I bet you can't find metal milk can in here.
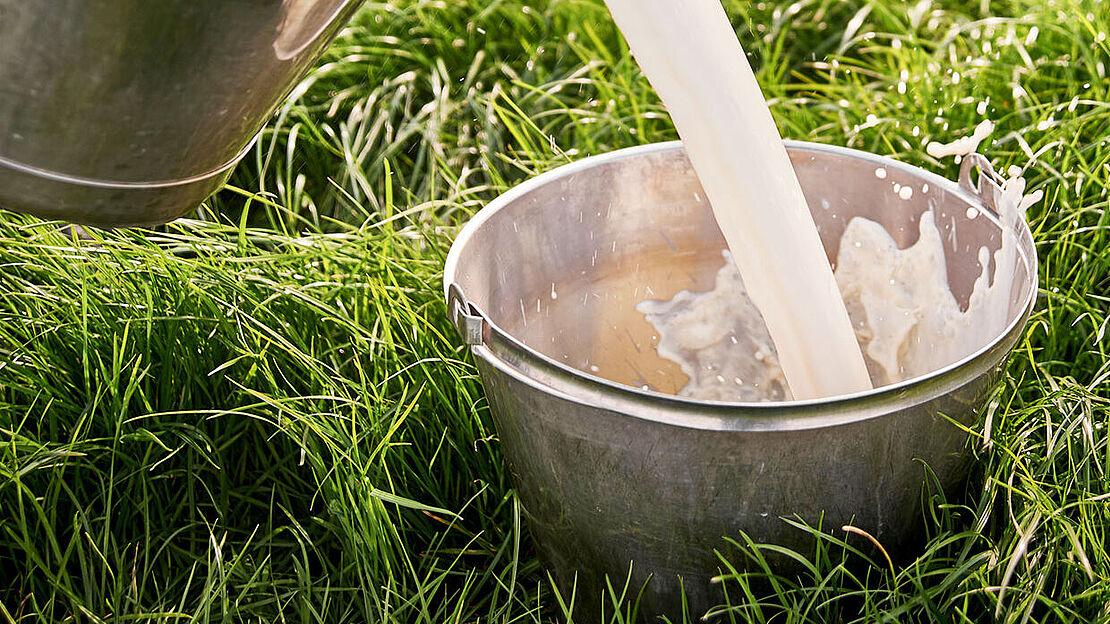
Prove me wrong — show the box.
[0,0,361,226]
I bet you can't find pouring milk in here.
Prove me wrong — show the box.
[602,0,872,399]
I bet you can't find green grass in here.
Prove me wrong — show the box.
[1,0,1108,621]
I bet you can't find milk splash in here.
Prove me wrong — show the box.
[926,120,995,160]
[637,251,791,402]
[837,152,1040,386]
[639,124,1041,401]
[601,0,872,400]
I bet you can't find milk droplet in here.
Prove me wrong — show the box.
[966,207,979,219]
[875,167,887,179]
[899,186,914,200]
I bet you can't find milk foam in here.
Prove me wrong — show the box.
[637,251,791,402]
[637,163,1039,401]
[837,211,998,385]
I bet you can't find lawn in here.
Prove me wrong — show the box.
[1,0,1109,622]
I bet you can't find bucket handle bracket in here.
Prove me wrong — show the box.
[446,282,485,346]
[957,153,1005,216]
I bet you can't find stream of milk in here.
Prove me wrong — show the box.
[601,0,872,400]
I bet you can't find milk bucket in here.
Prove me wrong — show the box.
[0,0,361,227]
[443,142,1037,620]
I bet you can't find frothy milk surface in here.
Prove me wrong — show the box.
[837,211,1004,386]
[637,251,791,401]
[637,153,1039,402]
[602,0,872,400]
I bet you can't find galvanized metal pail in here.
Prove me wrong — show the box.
[443,141,1037,620]
[0,0,362,227]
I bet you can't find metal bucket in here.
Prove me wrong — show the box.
[0,0,362,227]
[443,141,1037,620]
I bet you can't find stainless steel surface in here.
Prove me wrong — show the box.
[0,0,362,227]
[443,141,1038,620]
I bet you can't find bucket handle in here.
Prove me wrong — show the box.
[446,282,486,346]
[957,153,1005,216]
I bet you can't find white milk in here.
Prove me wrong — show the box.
[836,211,1002,385]
[602,0,872,399]
[926,120,995,159]
[637,126,1042,401]
[637,251,791,401]
[639,208,1026,401]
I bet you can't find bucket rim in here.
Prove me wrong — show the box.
[443,140,1039,427]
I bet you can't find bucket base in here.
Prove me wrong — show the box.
[0,153,235,228]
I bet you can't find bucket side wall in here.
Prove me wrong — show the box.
[477,354,994,620]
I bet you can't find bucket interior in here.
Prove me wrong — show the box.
[448,144,1035,397]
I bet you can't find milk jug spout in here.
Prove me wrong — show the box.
[0,0,362,227]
